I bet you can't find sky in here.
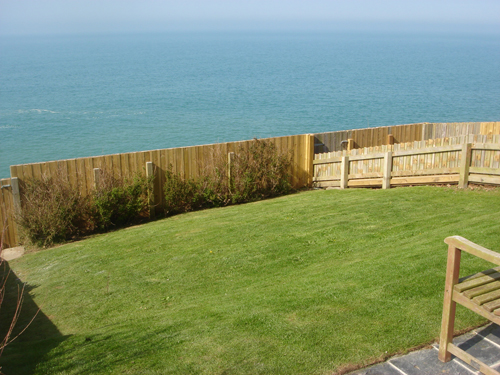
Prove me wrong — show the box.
[0,0,499,36]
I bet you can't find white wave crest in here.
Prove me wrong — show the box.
[18,109,59,114]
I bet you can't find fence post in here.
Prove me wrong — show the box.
[146,162,155,219]
[227,152,235,193]
[340,156,349,189]
[458,143,472,189]
[382,152,393,189]
[93,168,101,190]
[387,134,394,145]
[10,177,21,216]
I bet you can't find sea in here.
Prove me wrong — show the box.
[1,31,499,179]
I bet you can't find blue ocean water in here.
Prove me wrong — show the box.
[1,31,499,178]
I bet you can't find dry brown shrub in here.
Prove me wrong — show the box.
[17,168,93,247]
[17,167,151,247]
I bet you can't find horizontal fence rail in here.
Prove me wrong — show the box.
[313,134,500,189]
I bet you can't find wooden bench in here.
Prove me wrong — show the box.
[439,236,500,375]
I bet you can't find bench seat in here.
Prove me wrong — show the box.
[439,236,500,375]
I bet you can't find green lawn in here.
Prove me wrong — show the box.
[2,186,500,375]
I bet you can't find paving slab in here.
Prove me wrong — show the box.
[348,362,403,375]
[390,348,475,375]
[430,344,478,373]
[0,246,24,261]
[455,331,500,367]
[476,324,500,347]
[347,323,500,375]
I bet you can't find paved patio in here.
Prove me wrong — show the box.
[349,323,500,375]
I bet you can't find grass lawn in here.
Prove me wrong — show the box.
[1,186,500,374]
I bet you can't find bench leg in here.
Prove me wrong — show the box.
[438,244,461,362]
[439,298,457,361]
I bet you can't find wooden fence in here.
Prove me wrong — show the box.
[2,121,499,249]
[0,134,314,248]
[313,134,500,188]
[314,121,500,153]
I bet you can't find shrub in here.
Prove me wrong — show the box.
[17,169,151,247]
[163,168,210,215]
[17,171,93,247]
[231,139,292,203]
[92,172,151,230]
[163,139,293,215]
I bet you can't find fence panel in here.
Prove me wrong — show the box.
[314,122,500,154]
[313,135,500,188]
[481,122,500,136]
[314,130,351,154]
[425,122,483,140]
[315,123,425,153]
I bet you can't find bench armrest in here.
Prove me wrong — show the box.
[445,236,500,266]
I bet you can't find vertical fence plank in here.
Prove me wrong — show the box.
[194,145,203,177]
[138,152,147,175]
[103,155,113,176]
[93,168,101,189]
[164,148,173,172]
[151,150,162,213]
[130,152,138,175]
[21,164,34,180]
[174,148,183,176]
[297,135,305,186]
[121,153,130,179]
[67,159,78,190]
[158,149,169,211]
[31,163,42,180]
[183,147,191,180]
[113,154,122,179]
[83,158,93,194]
[146,161,155,219]
[76,159,86,196]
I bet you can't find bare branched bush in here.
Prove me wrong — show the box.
[17,170,93,247]
[0,206,38,367]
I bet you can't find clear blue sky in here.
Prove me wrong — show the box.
[1,0,499,36]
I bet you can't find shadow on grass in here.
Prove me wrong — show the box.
[0,261,68,375]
